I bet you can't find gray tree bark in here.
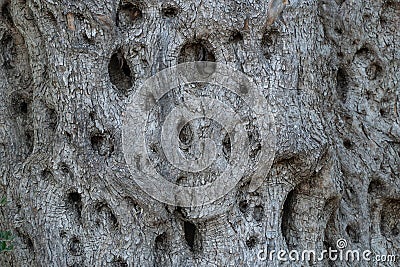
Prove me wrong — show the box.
[0,0,399,266]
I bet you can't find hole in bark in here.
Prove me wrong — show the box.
[178,42,216,63]
[90,132,114,157]
[16,229,34,251]
[179,123,193,145]
[275,155,298,166]
[15,201,21,211]
[176,175,188,186]
[355,46,371,56]
[346,223,360,243]
[44,11,57,28]
[89,111,96,122]
[366,62,383,80]
[282,189,295,247]
[67,191,82,220]
[60,231,67,238]
[335,0,345,5]
[239,83,249,94]
[380,199,400,243]
[1,33,14,69]
[1,1,12,25]
[336,67,349,102]
[154,232,170,266]
[1,19,32,97]
[19,101,28,114]
[25,130,33,154]
[148,143,159,154]
[230,30,244,43]
[334,27,343,34]
[68,237,82,256]
[162,4,179,18]
[384,0,400,11]
[41,169,54,180]
[155,232,168,250]
[25,236,34,250]
[368,180,385,194]
[183,221,198,251]
[95,201,119,229]
[81,32,95,45]
[253,205,264,222]
[108,49,133,94]
[12,93,31,115]
[343,139,353,149]
[363,12,372,20]
[60,163,69,174]
[246,235,259,249]
[174,206,185,219]
[262,28,279,60]
[111,257,128,267]
[355,46,377,65]
[239,200,249,213]
[222,133,231,159]
[65,131,72,142]
[380,108,389,117]
[117,1,142,27]
[392,227,400,236]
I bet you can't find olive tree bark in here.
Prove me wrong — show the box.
[0,0,399,266]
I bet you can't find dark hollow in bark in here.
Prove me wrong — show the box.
[336,67,349,102]
[108,49,133,94]
[245,235,259,249]
[380,200,400,242]
[67,191,83,221]
[238,200,249,214]
[178,42,216,63]
[117,1,143,27]
[183,221,198,252]
[253,205,264,222]
[281,189,295,247]
[261,28,279,60]
[161,4,180,18]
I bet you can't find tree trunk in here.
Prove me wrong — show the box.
[0,0,399,266]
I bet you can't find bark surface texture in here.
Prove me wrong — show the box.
[0,0,399,266]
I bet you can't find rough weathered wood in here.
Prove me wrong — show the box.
[0,0,399,266]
